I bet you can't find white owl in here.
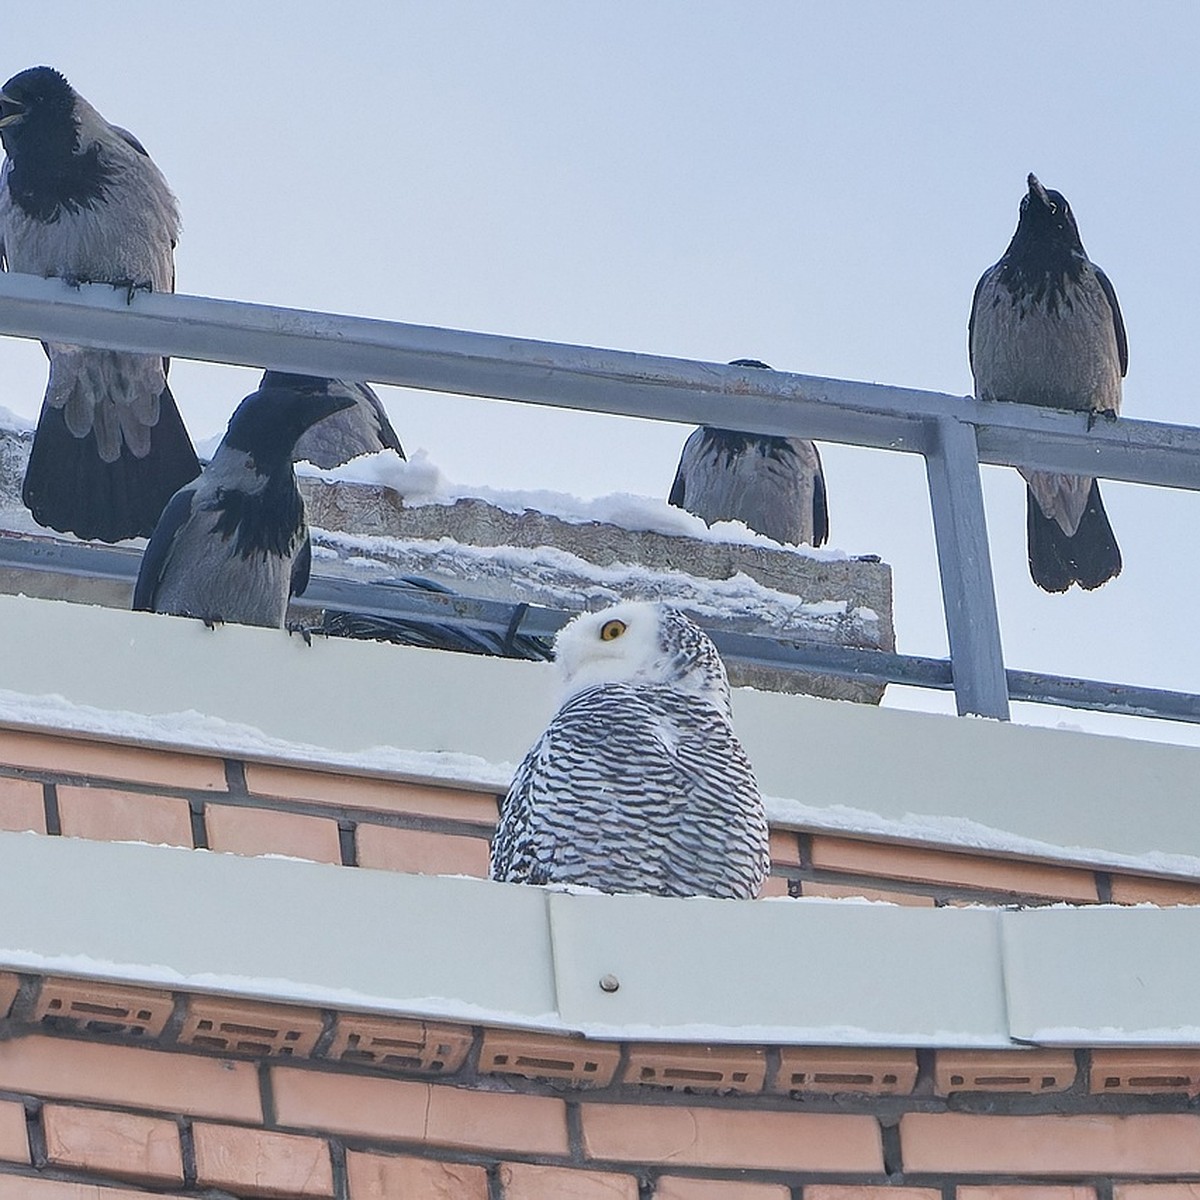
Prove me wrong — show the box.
[490,601,769,899]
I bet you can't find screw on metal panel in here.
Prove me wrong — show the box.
[598,974,620,993]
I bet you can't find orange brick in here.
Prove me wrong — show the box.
[759,875,791,898]
[900,1112,1200,1174]
[809,836,1098,901]
[34,977,172,1039]
[624,1043,767,1094]
[580,1104,881,1172]
[345,1150,489,1199]
[193,1122,333,1197]
[768,829,802,867]
[1110,875,1200,906]
[935,1049,1077,1095]
[799,880,936,907]
[180,995,324,1058]
[0,1100,27,1164]
[0,1036,261,1121]
[805,1189,941,1200]
[959,1189,1098,1200]
[774,1048,918,1095]
[56,785,193,847]
[1116,1187,1200,1200]
[0,1181,191,1200]
[0,975,17,1019]
[328,1015,473,1075]
[1090,1050,1200,1095]
[205,803,341,864]
[499,1162,639,1199]
[480,1029,620,1087]
[356,824,491,877]
[42,1104,182,1184]
[0,777,45,833]
[656,1179,792,1200]
[0,729,226,791]
[245,763,499,824]
[272,1068,568,1156]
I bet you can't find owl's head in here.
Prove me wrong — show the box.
[554,601,731,712]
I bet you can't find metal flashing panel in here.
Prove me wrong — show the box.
[1002,907,1200,1045]
[547,892,1009,1046]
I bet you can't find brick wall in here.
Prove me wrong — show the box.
[0,726,1192,908]
[4,973,1200,1198]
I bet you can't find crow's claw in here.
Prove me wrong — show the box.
[287,622,313,646]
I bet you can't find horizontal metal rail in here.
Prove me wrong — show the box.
[0,532,1195,726]
[0,271,1197,723]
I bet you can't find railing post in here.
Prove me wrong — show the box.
[924,416,1010,719]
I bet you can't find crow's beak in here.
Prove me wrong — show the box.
[0,92,26,130]
[1026,173,1051,208]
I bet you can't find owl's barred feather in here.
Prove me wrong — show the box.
[490,602,769,899]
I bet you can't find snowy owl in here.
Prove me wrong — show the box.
[489,601,769,899]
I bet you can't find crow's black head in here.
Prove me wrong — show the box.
[1011,173,1086,256]
[224,378,357,473]
[0,67,78,157]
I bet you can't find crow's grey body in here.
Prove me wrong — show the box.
[669,360,828,547]
[490,602,769,900]
[133,377,355,628]
[969,175,1125,592]
[0,67,199,541]
[284,375,406,469]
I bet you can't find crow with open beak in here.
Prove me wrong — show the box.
[969,174,1126,592]
[0,66,200,542]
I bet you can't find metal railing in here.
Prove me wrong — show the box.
[1,270,1199,723]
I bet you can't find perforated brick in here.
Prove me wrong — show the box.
[42,1104,183,1184]
[33,977,173,1039]
[56,785,193,848]
[624,1043,767,1094]
[329,1014,472,1074]
[480,1029,620,1087]
[1090,1049,1200,1095]
[346,1150,489,1198]
[0,777,45,833]
[774,1048,918,1095]
[245,763,499,824]
[179,995,324,1058]
[935,1049,1077,1095]
[356,823,491,877]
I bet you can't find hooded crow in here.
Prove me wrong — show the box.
[272,372,406,468]
[133,376,355,628]
[668,359,828,547]
[970,174,1126,592]
[0,66,200,542]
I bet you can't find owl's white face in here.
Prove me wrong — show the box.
[553,601,671,699]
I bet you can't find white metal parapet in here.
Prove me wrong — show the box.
[2,271,1199,721]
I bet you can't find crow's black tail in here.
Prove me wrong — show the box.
[1026,479,1121,593]
[22,382,201,542]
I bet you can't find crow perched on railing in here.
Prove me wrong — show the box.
[969,174,1126,592]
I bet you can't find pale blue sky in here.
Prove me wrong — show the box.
[2,2,1199,741]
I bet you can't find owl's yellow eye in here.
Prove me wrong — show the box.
[600,619,627,641]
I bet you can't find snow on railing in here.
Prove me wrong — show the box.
[2,270,1199,723]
